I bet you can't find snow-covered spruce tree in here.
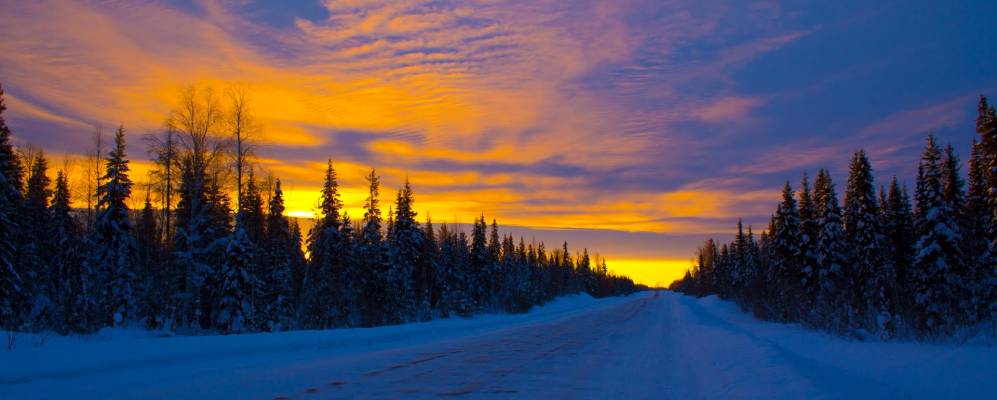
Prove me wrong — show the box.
[525,238,542,309]
[942,145,966,229]
[385,180,421,324]
[203,176,233,327]
[414,216,438,320]
[539,244,555,300]
[509,238,535,310]
[798,173,821,320]
[577,248,594,295]
[744,221,776,319]
[965,139,993,323]
[233,170,264,329]
[539,241,561,301]
[735,225,760,312]
[338,213,358,325]
[744,226,761,300]
[169,87,232,330]
[22,152,55,330]
[215,223,254,334]
[729,219,749,301]
[288,219,307,321]
[357,169,388,327]
[912,136,962,335]
[717,244,731,298]
[559,242,574,296]
[437,223,473,317]
[499,235,517,311]
[135,191,166,330]
[260,180,295,331]
[813,169,850,331]
[301,161,345,328]
[239,170,266,247]
[173,152,229,330]
[941,145,972,323]
[469,215,492,310]
[0,84,24,331]
[434,222,454,316]
[527,241,545,304]
[843,149,894,333]
[880,177,915,326]
[493,221,509,302]
[50,170,91,334]
[974,96,997,324]
[770,182,803,322]
[92,126,137,327]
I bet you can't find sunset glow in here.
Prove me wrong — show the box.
[2,0,994,286]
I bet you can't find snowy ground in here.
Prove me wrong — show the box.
[2,291,995,399]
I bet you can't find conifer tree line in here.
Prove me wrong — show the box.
[671,96,997,339]
[0,83,636,335]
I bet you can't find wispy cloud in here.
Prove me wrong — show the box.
[7,0,956,270]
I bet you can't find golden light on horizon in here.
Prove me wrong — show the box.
[607,258,692,288]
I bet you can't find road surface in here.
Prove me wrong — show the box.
[3,291,995,399]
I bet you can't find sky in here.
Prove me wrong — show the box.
[1,0,995,286]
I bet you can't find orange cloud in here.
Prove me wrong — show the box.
[0,0,811,285]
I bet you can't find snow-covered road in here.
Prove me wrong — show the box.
[3,291,995,399]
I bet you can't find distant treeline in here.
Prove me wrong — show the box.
[0,83,637,335]
[672,96,997,339]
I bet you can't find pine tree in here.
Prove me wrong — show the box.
[234,170,264,328]
[22,152,55,329]
[417,216,438,319]
[770,182,802,321]
[261,179,294,331]
[437,223,473,317]
[386,180,421,324]
[941,144,971,322]
[239,170,266,246]
[215,225,253,334]
[91,126,137,327]
[974,96,997,324]
[814,169,849,331]
[302,161,346,328]
[729,219,747,300]
[798,173,821,319]
[505,237,533,311]
[50,171,91,333]
[0,84,24,330]
[965,139,993,322]
[743,226,760,303]
[578,248,593,295]
[844,149,894,333]
[912,136,961,334]
[566,242,579,294]
[499,235,517,310]
[942,145,966,225]
[135,191,165,329]
[173,146,229,330]
[488,220,503,304]
[338,213,358,325]
[718,244,731,297]
[469,216,492,310]
[288,219,306,321]
[357,169,387,326]
[202,175,233,328]
[880,177,915,327]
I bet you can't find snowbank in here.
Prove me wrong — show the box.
[683,294,997,399]
[0,292,632,386]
